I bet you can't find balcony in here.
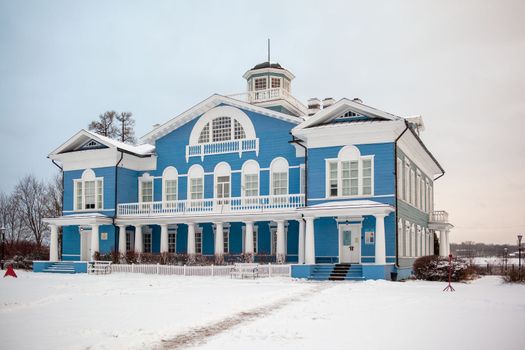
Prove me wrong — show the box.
[185,138,259,161]
[228,88,307,115]
[430,210,449,223]
[117,194,306,217]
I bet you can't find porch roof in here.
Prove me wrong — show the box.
[299,200,395,218]
[43,213,113,226]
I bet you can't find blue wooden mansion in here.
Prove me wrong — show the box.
[39,60,453,280]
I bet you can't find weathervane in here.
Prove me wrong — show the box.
[267,38,271,63]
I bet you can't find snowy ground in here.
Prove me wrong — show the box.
[1,272,524,350]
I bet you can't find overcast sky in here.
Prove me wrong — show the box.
[1,0,524,244]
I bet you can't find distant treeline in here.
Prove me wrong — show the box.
[451,241,521,258]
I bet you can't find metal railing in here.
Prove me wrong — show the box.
[118,194,306,217]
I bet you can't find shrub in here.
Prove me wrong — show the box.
[125,250,138,264]
[413,255,475,282]
[502,266,525,283]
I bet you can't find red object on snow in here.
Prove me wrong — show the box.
[4,265,17,278]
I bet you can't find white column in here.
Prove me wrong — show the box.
[304,217,316,264]
[215,222,224,255]
[445,230,450,256]
[298,219,305,264]
[118,225,127,254]
[134,225,143,254]
[49,224,59,262]
[439,230,446,257]
[374,214,387,265]
[275,220,286,257]
[91,224,100,260]
[160,224,169,253]
[244,221,254,254]
[187,223,196,255]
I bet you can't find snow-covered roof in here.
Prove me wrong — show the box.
[49,129,155,158]
[294,98,402,131]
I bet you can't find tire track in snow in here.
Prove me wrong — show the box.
[158,283,331,349]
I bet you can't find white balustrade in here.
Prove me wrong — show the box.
[185,138,259,161]
[430,210,449,223]
[118,194,305,217]
[227,87,307,114]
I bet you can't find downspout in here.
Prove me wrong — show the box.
[51,159,64,261]
[113,151,124,251]
[394,121,410,268]
[288,134,308,206]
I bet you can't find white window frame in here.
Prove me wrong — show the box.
[253,77,268,91]
[365,231,375,244]
[398,219,404,257]
[188,165,205,201]
[270,157,289,196]
[125,229,134,252]
[143,229,152,253]
[241,160,260,197]
[162,167,178,204]
[73,169,104,211]
[223,227,230,254]
[404,160,410,202]
[397,157,404,201]
[168,226,177,253]
[214,162,231,201]
[138,173,154,203]
[405,220,411,257]
[325,146,375,199]
[195,227,203,254]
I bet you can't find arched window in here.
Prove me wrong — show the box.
[242,160,260,197]
[74,168,103,210]
[139,173,154,203]
[214,162,231,203]
[326,145,374,198]
[188,165,204,200]
[270,157,289,196]
[197,116,247,143]
[162,167,178,203]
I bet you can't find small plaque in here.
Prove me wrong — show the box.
[101,232,108,240]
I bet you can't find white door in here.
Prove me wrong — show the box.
[339,225,361,263]
[81,229,92,261]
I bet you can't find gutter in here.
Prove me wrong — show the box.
[113,151,124,251]
[394,121,410,268]
[51,159,64,261]
[288,134,308,206]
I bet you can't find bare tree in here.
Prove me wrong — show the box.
[13,175,49,246]
[88,111,118,138]
[116,112,136,144]
[46,174,63,218]
[0,192,29,244]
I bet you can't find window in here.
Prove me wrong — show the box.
[74,169,104,211]
[223,229,229,254]
[270,158,289,196]
[326,146,374,198]
[398,219,404,257]
[195,230,202,254]
[242,160,260,198]
[198,123,210,143]
[254,77,267,90]
[405,220,411,257]
[410,169,416,205]
[411,224,416,257]
[168,227,177,253]
[234,120,246,139]
[162,167,178,203]
[271,77,281,88]
[429,185,434,212]
[404,161,410,201]
[397,158,404,200]
[415,172,421,209]
[329,162,338,196]
[212,116,232,142]
[214,162,231,204]
[365,231,375,244]
[126,230,134,251]
[140,177,153,202]
[253,230,258,254]
[143,231,152,253]
[188,165,204,201]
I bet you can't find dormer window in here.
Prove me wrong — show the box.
[197,116,247,144]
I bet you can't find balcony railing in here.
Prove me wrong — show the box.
[430,210,449,223]
[117,194,305,217]
[228,88,307,115]
[185,138,259,161]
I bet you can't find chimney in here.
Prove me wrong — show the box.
[322,97,335,109]
[352,97,363,104]
[307,98,321,116]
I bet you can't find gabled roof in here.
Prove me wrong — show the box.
[293,98,402,131]
[49,129,155,158]
[140,94,303,144]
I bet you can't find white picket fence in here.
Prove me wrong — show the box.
[111,263,291,278]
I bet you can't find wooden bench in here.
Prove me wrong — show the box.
[230,263,259,279]
[88,261,112,275]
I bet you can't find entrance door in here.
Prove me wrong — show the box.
[80,229,92,261]
[339,225,361,263]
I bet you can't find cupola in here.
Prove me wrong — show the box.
[242,61,306,117]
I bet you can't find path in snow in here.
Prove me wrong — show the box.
[159,284,329,349]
